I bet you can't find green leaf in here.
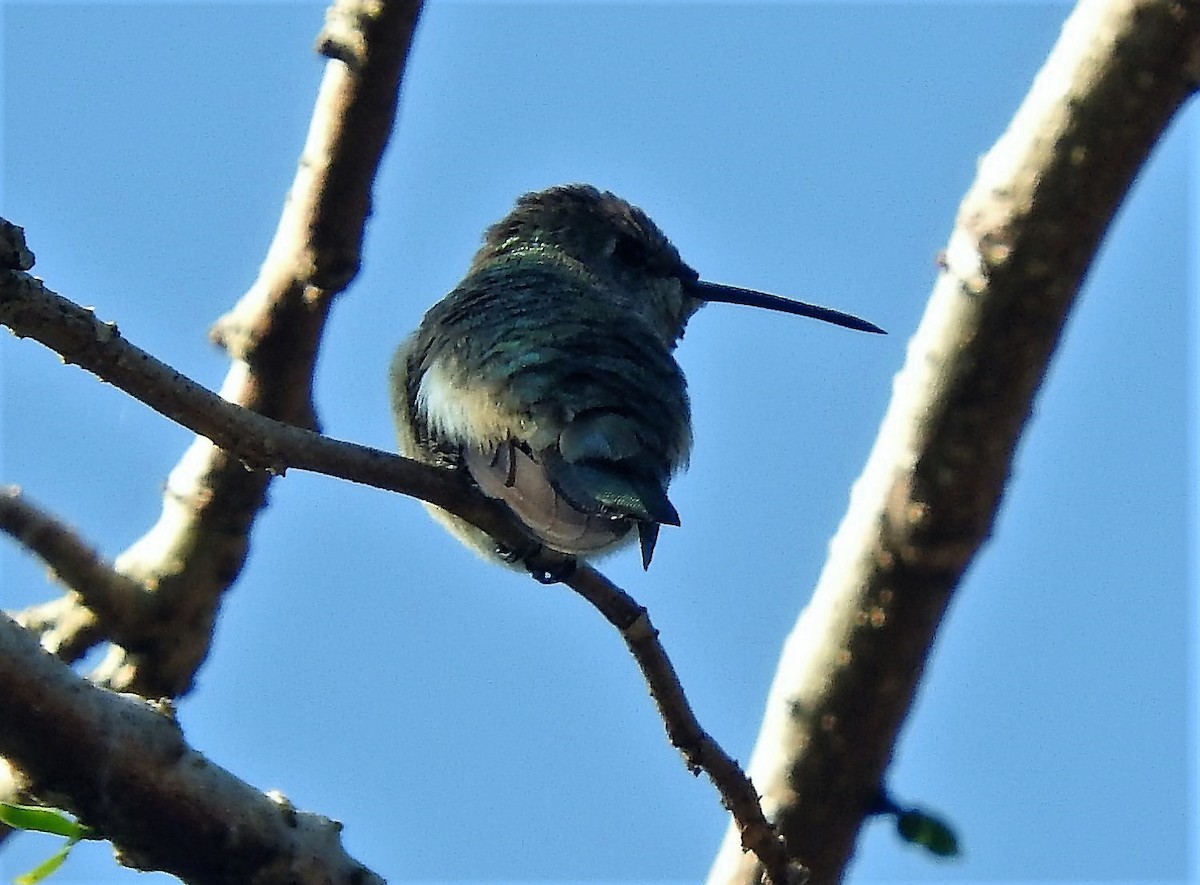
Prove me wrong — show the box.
[13,840,75,885]
[896,808,960,857]
[0,804,88,840]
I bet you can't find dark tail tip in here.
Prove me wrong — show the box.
[638,521,660,570]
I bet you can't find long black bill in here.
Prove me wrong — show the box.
[691,281,885,335]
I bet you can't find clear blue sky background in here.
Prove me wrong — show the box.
[1,3,1195,883]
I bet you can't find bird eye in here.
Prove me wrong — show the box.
[612,233,651,269]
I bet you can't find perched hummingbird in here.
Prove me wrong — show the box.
[390,184,882,571]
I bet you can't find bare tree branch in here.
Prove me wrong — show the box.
[0,613,384,885]
[0,486,142,658]
[707,2,1200,883]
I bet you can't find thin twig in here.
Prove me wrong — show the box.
[0,235,798,883]
[568,566,803,884]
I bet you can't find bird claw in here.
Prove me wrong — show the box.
[494,542,526,565]
[493,540,575,584]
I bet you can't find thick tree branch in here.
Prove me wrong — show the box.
[0,613,383,885]
[707,2,1200,883]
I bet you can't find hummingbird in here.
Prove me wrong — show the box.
[390,184,882,571]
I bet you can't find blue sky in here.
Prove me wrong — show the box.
[1,3,1195,883]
